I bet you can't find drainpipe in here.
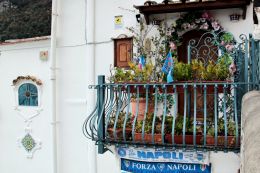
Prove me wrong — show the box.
[50,0,58,172]
[86,0,97,173]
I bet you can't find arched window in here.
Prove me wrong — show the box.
[18,83,38,106]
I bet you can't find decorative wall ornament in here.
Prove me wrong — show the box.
[12,76,43,158]
[39,50,49,61]
[13,76,43,124]
[18,127,42,158]
[12,75,43,86]
[14,106,43,124]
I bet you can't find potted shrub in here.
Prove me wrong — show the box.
[169,59,193,93]
[165,115,203,145]
[191,57,232,93]
[206,117,239,147]
[134,113,164,143]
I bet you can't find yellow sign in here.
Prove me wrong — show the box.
[115,15,123,29]
[115,16,123,24]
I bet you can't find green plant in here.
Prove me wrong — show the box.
[191,59,205,80]
[221,33,234,43]
[207,117,237,136]
[215,54,231,80]
[191,58,230,81]
[165,115,195,135]
[107,112,132,129]
[135,114,162,134]
[128,61,154,82]
[110,68,129,82]
[201,60,216,80]
[109,61,155,83]
[174,60,192,81]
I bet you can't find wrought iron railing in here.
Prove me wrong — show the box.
[83,35,260,154]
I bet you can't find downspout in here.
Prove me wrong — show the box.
[50,0,58,173]
[86,0,97,173]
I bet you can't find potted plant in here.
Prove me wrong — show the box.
[170,59,192,93]
[106,112,132,140]
[165,115,203,145]
[109,61,156,120]
[206,117,239,147]
[190,56,232,93]
[134,113,164,143]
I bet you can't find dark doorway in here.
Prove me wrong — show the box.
[177,30,217,119]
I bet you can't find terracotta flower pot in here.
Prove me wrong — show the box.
[206,136,239,146]
[106,128,132,140]
[131,98,154,120]
[134,133,163,143]
[165,134,203,145]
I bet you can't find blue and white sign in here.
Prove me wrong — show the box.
[121,159,211,173]
[116,147,209,165]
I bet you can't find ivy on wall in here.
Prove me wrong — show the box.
[0,0,52,42]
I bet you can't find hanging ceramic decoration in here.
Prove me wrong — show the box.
[17,126,42,158]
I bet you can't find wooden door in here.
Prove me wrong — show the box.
[114,38,133,68]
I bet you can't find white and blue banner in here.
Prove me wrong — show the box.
[116,147,209,165]
[121,159,211,173]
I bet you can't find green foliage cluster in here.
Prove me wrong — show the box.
[107,112,237,137]
[207,117,236,136]
[173,60,192,81]
[221,32,234,43]
[107,112,132,129]
[173,56,231,81]
[0,0,51,42]
[165,116,200,135]
[110,61,154,83]
[135,113,162,134]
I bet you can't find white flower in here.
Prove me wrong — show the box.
[200,18,206,23]
[200,23,209,30]
[225,44,234,52]
[229,62,237,75]
[195,19,200,24]
[212,21,220,31]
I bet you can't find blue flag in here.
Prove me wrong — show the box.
[138,55,146,70]
[162,51,174,83]
[167,67,174,83]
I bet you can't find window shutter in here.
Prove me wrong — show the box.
[114,38,133,67]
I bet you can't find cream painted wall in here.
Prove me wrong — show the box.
[0,40,53,173]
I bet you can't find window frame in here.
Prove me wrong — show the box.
[14,80,42,109]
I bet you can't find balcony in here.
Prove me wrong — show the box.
[83,34,260,154]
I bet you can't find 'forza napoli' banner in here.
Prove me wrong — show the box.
[121,159,211,173]
[116,147,209,165]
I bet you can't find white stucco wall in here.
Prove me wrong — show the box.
[0,40,53,173]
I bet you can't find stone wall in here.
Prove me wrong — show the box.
[241,91,260,173]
